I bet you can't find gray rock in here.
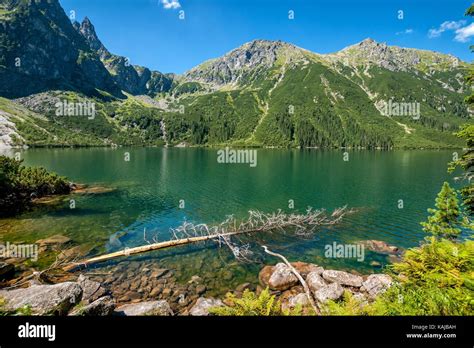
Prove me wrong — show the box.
[314,283,344,303]
[189,297,224,316]
[361,274,393,298]
[291,262,324,277]
[268,263,298,291]
[288,293,310,308]
[115,300,173,316]
[70,296,115,316]
[77,275,107,303]
[0,282,82,315]
[306,272,326,292]
[322,270,363,287]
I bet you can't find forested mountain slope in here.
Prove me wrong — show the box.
[0,0,470,149]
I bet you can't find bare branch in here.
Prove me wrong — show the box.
[63,207,353,272]
[262,245,320,314]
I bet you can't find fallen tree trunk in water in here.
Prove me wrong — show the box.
[63,207,351,272]
[63,231,243,272]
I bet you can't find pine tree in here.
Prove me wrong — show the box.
[448,125,474,216]
[446,4,474,216]
[421,182,463,240]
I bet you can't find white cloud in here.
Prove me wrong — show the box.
[396,28,414,35]
[428,20,466,38]
[454,23,474,42]
[161,0,181,10]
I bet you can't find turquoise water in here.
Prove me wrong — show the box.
[0,148,461,291]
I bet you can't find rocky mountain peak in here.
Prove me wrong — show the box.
[184,39,302,86]
[335,37,461,72]
[78,17,110,58]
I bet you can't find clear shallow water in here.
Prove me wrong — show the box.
[0,148,461,293]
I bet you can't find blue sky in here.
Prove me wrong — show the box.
[60,0,473,74]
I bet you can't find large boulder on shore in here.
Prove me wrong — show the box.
[322,270,363,288]
[314,283,344,303]
[290,262,324,277]
[307,272,327,292]
[77,275,107,304]
[0,282,82,315]
[189,297,223,316]
[267,263,299,291]
[361,274,393,298]
[259,262,323,290]
[114,300,173,316]
[70,296,115,316]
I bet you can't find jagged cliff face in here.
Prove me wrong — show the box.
[76,17,110,60]
[0,0,173,98]
[0,0,121,98]
[75,16,173,96]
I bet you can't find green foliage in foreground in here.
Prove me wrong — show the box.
[0,298,32,316]
[209,288,303,316]
[0,156,71,215]
[324,238,474,316]
[210,238,473,316]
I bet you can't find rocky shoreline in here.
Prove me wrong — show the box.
[0,236,401,316]
[0,261,395,316]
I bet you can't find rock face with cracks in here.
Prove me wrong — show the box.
[0,282,82,315]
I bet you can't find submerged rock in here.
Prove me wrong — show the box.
[115,300,173,316]
[58,246,88,262]
[73,185,115,195]
[36,235,71,248]
[150,269,169,279]
[358,240,399,255]
[195,284,207,295]
[322,270,363,288]
[0,282,82,315]
[189,297,224,316]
